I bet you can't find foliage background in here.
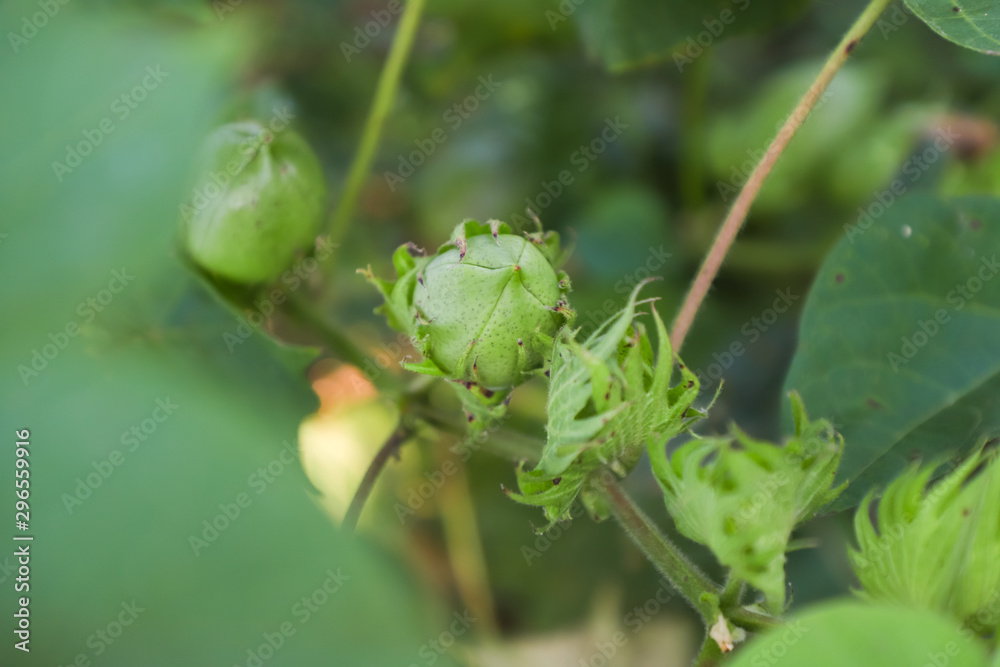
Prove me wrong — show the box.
[3,0,999,664]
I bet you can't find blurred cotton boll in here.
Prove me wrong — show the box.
[298,363,401,526]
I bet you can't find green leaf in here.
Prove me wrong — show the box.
[783,194,1000,510]
[0,13,437,666]
[904,0,1000,56]
[571,0,808,72]
[727,602,989,667]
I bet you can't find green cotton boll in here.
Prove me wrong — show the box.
[182,120,327,284]
[850,445,1000,635]
[361,219,573,406]
[413,231,564,389]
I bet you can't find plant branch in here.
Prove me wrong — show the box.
[326,0,426,251]
[342,423,414,535]
[694,633,724,667]
[411,403,544,464]
[669,0,894,353]
[598,474,721,623]
[720,575,744,608]
[726,605,783,633]
[284,293,405,394]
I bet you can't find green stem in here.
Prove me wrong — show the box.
[694,634,724,667]
[284,294,405,393]
[326,0,426,251]
[720,575,744,608]
[668,0,894,353]
[412,403,544,464]
[726,606,782,633]
[598,475,721,623]
[342,422,414,535]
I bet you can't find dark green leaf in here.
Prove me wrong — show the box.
[904,0,1000,55]
[571,0,807,72]
[783,194,1000,509]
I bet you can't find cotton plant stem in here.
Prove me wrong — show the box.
[326,0,426,252]
[411,403,544,464]
[436,453,499,636]
[599,476,721,623]
[719,575,744,608]
[694,634,724,667]
[726,606,782,633]
[669,0,894,353]
[284,293,404,394]
[342,423,414,535]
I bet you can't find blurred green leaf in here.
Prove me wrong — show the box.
[782,194,1000,510]
[572,0,807,72]
[707,62,886,215]
[727,602,989,667]
[0,11,438,666]
[904,0,1000,56]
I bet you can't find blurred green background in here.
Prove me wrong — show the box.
[3,0,1000,665]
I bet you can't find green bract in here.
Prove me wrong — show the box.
[361,219,572,424]
[850,445,1000,635]
[182,120,327,284]
[507,282,705,527]
[649,393,845,614]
